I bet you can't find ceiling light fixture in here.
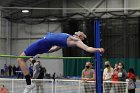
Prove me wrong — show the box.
[22,10,29,13]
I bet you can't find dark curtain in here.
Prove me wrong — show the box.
[138,17,140,57]
[101,17,139,58]
[62,17,140,77]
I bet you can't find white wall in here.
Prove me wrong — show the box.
[0,13,8,69]
[128,0,140,8]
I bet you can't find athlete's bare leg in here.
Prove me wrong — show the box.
[17,52,35,93]
[17,52,29,76]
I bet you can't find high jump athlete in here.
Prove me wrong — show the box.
[17,31,104,93]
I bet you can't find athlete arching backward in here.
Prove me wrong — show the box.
[17,31,104,93]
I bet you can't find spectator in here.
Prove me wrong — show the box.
[113,62,128,93]
[43,67,47,77]
[103,61,114,81]
[112,63,120,93]
[112,63,119,81]
[13,65,16,76]
[32,60,44,93]
[0,85,8,93]
[103,61,113,93]
[82,62,95,93]
[127,68,136,93]
[4,64,8,76]
[29,64,33,78]
[16,66,23,79]
[118,62,128,81]
[1,69,4,76]
[8,65,12,76]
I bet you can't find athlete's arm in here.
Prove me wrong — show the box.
[76,41,104,53]
[48,46,61,53]
[67,37,104,53]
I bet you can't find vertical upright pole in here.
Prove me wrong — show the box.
[6,19,11,64]
[0,9,1,36]
[12,79,14,93]
[94,20,103,93]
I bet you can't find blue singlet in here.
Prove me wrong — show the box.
[24,32,71,56]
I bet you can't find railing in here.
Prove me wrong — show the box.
[0,79,128,93]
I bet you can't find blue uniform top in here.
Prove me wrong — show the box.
[24,32,71,56]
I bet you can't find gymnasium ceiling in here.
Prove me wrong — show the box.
[0,0,57,7]
[0,0,65,21]
[0,0,110,18]
[0,0,140,23]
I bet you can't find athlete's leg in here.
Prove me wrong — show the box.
[17,52,29,76]
[17,52,35,93]
[17,52,31,84]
